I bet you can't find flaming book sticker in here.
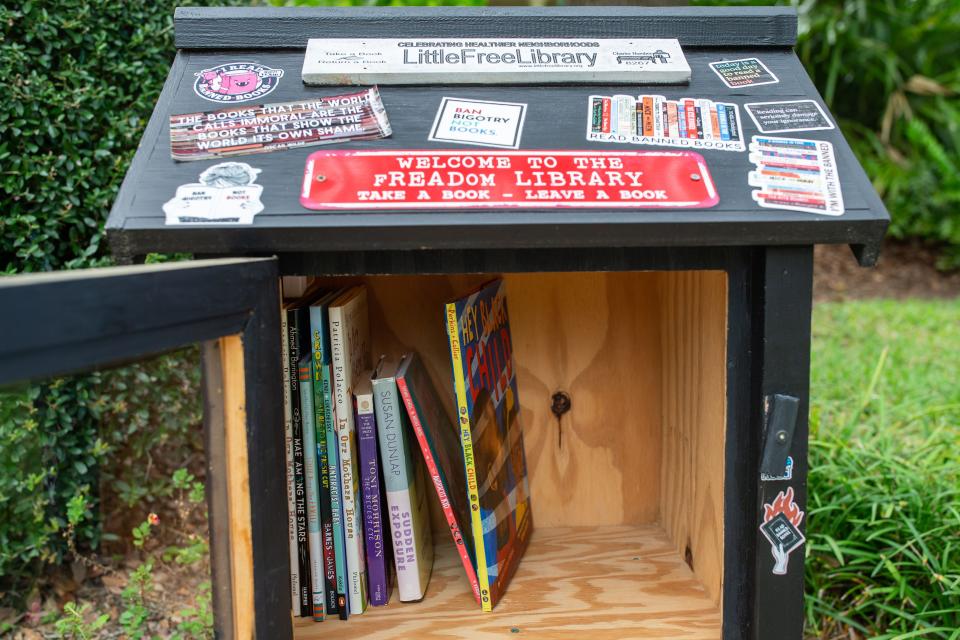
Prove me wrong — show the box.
[759,487,805,575]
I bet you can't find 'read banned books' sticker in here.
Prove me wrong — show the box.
[586,94,746,152]
[193,62,284,103]
[162,161,264,225]
[759,487,805,575]
[748,136,844,216]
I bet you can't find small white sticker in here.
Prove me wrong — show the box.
[429,97,527,149]
[745,100,835,134]
[708,58,779,89]
[163,162,264,225]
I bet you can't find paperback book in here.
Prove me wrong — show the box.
[280,312,301,617]
[299,355,326,620]
[372,356,434,602]
[396,352,482,605]
[309,290,346,617]
[445,278,533,611]
[328,286,371,615]
[355,371,393,606]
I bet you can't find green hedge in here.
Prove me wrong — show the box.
[0,0,226,607]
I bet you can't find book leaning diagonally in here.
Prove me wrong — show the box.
[303,38,690,85]
[328,286,371,616]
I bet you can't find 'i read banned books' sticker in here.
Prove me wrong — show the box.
[300,150,719,210]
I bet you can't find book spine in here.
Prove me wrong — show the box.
[667,101,680,138]
[300,358,325,621]
[684,99,698,139]
[325,367,349,618]
[445,302,491,610]
[699,99,715,141]
[590,97,602,134]
[310,307,340,617]
[678,101,688,139]
[281,313,301,618]
[725,103,741,142]
[601,97,611,133]
[287,311,312,615]
[357,396,390,606]
[717,104,731,141]
[641,96,654,137]
[661,97,669,138]
[396,374,482,606]
[373,376,433,602]
[329,306,367,615]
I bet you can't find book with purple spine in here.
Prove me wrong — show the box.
[355,370,393,606]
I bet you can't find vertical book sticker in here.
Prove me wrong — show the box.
[163,162,264,225]
[760,487,805,575]
[749,136,844,216]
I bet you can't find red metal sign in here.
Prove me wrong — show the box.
[300,150,718,210]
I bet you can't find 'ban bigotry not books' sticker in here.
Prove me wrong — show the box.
[429,97,527,149]
[163,162,264,225]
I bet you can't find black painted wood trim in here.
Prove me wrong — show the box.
[0,258,277,386]
[173,6,798,49]
[751,246,813,639]
[236,266,290,639]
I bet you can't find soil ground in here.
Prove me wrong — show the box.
[814,240,960,302]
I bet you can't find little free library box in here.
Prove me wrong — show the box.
[104,5,888,640]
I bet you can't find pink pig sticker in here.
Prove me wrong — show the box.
[194,62,283,103]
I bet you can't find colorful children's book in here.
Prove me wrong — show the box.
[355,370,393,606]
[445,278,533,611]
[309,290,345,618]
[396,352,482,606]
[372,356,434,602]
[328,286,371,615]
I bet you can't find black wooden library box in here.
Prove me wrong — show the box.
[98,6,889,640]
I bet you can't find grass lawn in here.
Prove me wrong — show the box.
[807,299,960,639]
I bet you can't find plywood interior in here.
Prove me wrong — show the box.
[296,270,727,634]
[294,525,721,640]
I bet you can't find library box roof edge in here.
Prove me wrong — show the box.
[106,6,888,267]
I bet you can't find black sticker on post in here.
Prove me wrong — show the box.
[745,100,834,134]
[709,58,779,88]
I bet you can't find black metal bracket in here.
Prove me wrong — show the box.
[760,394,799,480]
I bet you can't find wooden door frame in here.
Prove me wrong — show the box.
[0,257,286,640]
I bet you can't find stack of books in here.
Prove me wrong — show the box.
[281,279,533,621]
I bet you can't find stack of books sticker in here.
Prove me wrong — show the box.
[587,94,745,152]
[748,136,844,216]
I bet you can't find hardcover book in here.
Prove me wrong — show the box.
[372,356,434,602]
[309,290,345,617]
[445,278,533,611]
[328,286,371,615]
[285,305,313,616]
[280,312,301,618]
[355,371,393,606]
[396,352,482,606]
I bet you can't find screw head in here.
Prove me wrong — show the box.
[776,430,788,443]
[690,173,701,181]
[315,174,327,183]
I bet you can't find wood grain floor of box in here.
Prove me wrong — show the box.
[293,525,721,639]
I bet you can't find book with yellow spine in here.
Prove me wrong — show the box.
[445,278,533,611]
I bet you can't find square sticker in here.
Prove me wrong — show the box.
[709,58,779,89]
[429,97,527,149]
[745,100,834,133]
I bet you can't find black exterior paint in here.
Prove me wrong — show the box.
[106,7,888,266]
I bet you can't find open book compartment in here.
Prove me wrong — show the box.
[293,271,726,639]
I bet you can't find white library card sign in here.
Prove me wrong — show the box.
[302,38,691,85]
[429,98,526,149]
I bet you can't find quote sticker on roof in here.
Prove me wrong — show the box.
[586,94,745,152]
[745,100,834,134]
[429,97,527,149]
[163,162,264,225]
[193,62,284,103]
[709,58,779,89]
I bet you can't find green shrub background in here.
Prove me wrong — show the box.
[1,0,958,636]
[0,0,221,606]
